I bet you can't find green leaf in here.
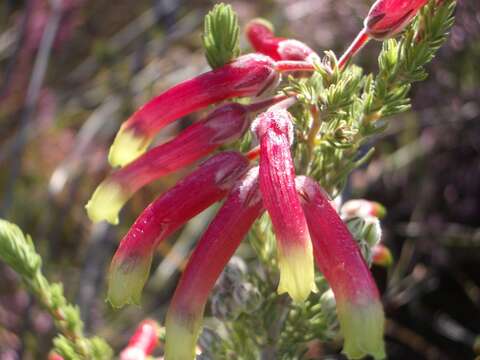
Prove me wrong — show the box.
[202,3,241,69]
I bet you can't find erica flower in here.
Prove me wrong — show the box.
[339,0,428,68]
[120,319,160,360]
[108,53,279,167]
[245,19,319,62]
[107,151,249,308]
[366,0,429,39]
[86,102,250,224]
[296,176,386,360]
[252,108,315,302]
[165,167,263,360]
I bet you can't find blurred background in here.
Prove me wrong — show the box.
[0,0,479,359]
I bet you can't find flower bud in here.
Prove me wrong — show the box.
[372,244,393,267]
[165,167,264,360]
[245,19,319,62]
[108,54,278,167]
[253,109,315,303]
[341,199,386,220]
[86,103,250,224]
[365,0,429,40]
[107,152,249,308]
[233,282,262,313]
[297,176,386,360]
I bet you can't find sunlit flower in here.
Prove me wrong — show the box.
[252,108,316,302]
[296,176,386,360]
[165,167,263,360]
[339,0,428,68]
[366,0,429,39]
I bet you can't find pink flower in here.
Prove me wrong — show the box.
[108,53,279,167]
[107,151,249,308]
[296,176,385,359]
[339,0,428,68]
[120,319,160,360]
[164,167,263,360]
[366,0,429,40]
[245,19,319,62]
[252,108,315,302]
[86,103,250,224]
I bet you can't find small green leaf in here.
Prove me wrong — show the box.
[202,3,241,69]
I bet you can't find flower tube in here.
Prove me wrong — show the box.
[252,109,315,303]
[339,0,428,68]
[86,103,250,224]
[245,19,319,62]
[108,53,279,167]
[165,167,263,360]
[120,319,160,360]
[296,176,385,360]
[107,151,249,308]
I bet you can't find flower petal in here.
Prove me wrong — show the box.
[296,176,386,360]
[365,0,429,39]
[165,167,263,360]
[253,109,315,302]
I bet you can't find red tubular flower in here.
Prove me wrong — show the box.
[252,109,315,303]
[245,19,319,62]
[107,151,249,308]
[165,167,263,360]
[366,0,429,40]
[86,103,250,224]
[108,53,279,167]
[339,0,428,68]
[120,319,160,360]
[296,176,385,360]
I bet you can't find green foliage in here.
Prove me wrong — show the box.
[202,3,241,69]
[0,219,112,359]
[0,219,41,277]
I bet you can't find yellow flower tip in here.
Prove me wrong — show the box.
[277,245,316,303]
[108,127,151,168]
[165,314,201,360]
[107,253,152,309]
[85,181,127,225]
[338,300,386,360]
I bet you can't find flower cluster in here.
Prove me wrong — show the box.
[85,0,442,359]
